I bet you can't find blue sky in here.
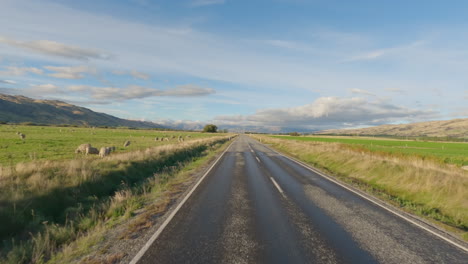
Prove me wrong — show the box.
[0,0,467,131]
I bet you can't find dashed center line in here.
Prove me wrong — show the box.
[270,177,286,197]
[255,156,261,163]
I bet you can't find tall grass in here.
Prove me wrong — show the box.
[274,135,468,166]
[253,135,468,240]
[0,136,232,263]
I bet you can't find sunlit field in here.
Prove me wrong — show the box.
[0,125,218,166]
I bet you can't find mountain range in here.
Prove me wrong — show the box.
[316,118,468,138]
[0,94,163,128]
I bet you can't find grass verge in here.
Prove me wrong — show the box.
[0,136,233,263]
[253,135,468,241]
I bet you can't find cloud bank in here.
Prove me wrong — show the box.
[212,97,436,132]
[0,36,111,61]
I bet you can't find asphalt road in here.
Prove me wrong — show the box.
[137,135,468,264]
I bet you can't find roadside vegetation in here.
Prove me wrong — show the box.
[273,135,468,166]
[0,124,219,166]
[0,128,233,263]
[254,135,468,240]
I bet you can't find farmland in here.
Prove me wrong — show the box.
[273,135,468,166]
[0,124,233,263]
[0,125,216,166]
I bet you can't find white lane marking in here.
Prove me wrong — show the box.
[129,140,236,264]
[255,156,261,163]
[266,145,468,253]
[270,177,286,198]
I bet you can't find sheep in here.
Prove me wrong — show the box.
[75,143,92,154]
[19,133,26,140]
[99,147,111,157]
[155,137,159,141]
[85,146,99,155]
[164,137,169,141]
[123,140,131,147]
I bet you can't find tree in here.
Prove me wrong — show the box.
[203,124,218,133]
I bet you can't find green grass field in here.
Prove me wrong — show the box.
[0,125,217,166]
[273,136,468,166]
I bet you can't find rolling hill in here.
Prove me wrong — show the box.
[0,94,163,128]
[316,118,468,139]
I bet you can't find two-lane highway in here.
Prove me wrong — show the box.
[136,135,468,263]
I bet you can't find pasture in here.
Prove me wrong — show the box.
[0,125,215,166]
[273,136,468,166]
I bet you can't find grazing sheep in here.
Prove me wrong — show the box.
[75,143,92,154]
[155,137,159,141]
[19,133,26,140]
[99,147,111,157]
[164,137,169,141]
[85,146,99,155]
[123,140,131,147]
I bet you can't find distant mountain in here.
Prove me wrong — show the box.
[316,118,468,138]
[0,94,164,128]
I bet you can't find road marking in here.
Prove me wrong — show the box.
[129,139,236,264]
[255,156,261,163]
[265,144,468,253]
[270,177,286,197]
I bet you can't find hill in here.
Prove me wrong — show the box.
[0,93,163,128]
[316,118,468,139]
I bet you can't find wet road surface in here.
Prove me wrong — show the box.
[138,135,468,264]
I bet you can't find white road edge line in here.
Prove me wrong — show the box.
[129,140,236,264]
[268,146,468,253]
[270,177,286,198]
[255,156,261,163]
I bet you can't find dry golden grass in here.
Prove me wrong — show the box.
[252,135,468,239]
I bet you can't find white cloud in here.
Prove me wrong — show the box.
[189,0,225,7]
[0,79,16,84]
[158,84,215,96]
[0,36,111,61]
[112,69,150,80]
[30,83,59,93]
[130,70,150,80]
[66,84,215,102]
[0,66,44,76]
[212,97,436,131]
[345,41,425,62]
[44,65,97,79]
[385,88,406,94]
[350,88,375,96]
[347,50,386,61]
